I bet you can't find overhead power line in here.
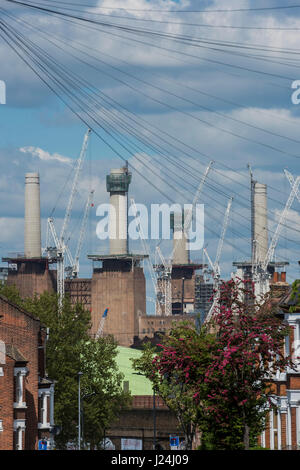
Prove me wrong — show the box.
[10,0,300,14]
[5,0,300,31]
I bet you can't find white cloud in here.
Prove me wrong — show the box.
[19,146,72,165]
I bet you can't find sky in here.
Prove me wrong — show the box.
[1,0,300,313]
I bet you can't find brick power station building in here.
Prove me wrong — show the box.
[2,169,300,450]
[4,169,203,347]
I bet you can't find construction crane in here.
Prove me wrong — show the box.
[155,161,213,316]
[172,161,214,263]
[253,170,300,298]
[204,197,233,323]
[65,190,94,279]
[45,128,91,309]
[130,198,162,315]
[95,308,109,340]
[155,244,172,316]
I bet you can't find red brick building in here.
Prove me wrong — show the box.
[258,283,300,450]
[0,294,54,450]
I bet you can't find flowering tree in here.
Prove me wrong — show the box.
[132,323,216,450]
[134,279,294,450]
[197,279,293,449]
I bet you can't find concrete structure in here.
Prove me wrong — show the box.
[171,210,189,265]
[3,173,56,299]
[233,178,271,285]
[171,264,201,315]
[65,278,91,312]
[24,173,42,259]
[0,294,54,450]
[88,255,146,347]
[106,166,132,256]
[253,182,268,264]
[85,167,147,347]
[138,313,196,341]
[4,257,56,299]
[194,276,214,323]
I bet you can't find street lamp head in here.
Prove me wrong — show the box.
[78,371,83,377]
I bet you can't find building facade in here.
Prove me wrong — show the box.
[259,283,300,450]
[0,294,54,450]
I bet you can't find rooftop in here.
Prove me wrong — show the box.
[116,346,153,396]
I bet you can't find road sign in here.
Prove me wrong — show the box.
[38,439,48,450]
[170,436,179,450]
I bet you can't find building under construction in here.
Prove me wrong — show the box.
[3,160,292,348]
[3,166,205,348]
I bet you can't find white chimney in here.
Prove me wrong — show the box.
[106,167,132,255]
[172,210,189,265]
[253,182,268,263]
[24,172,41,258]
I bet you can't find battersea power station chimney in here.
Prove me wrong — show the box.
[253,182,268,264]
[24,172,42,258]
[106,166,132,255]
[171,210,190,265]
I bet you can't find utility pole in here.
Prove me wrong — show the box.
[247,164,255,267]
[78,371,83,450]
[153,388,157,450]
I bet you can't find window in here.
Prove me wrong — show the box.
[15,372,22,405]
[0,420,3,432]
[285,336,290,358]
[14,368,27,408]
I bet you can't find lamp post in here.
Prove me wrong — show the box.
[78,371,83,450]
[153,388,157,450]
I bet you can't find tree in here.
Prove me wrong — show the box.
[132,321,217,450]
[133,280,294,450]
[0,285,130,448]
[79,338,130,449]
[198,279,294,449]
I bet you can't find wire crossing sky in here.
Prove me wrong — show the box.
[1,0,300,289]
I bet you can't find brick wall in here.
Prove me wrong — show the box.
[0,357,14,449]
[91,266,146,347]
[107,396,182,450]
[7,260,56,299]
[0,295,44,449]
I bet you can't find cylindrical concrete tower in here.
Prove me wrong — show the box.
[24,172,42,258]
[171,210,189,265]
[106,166,132,255]
[253,182,268,263]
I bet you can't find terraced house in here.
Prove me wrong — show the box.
[0,294,54,450]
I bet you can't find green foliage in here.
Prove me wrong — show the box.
[0,284,130,448]
[132,321,217,450]
[289,280,300,312]
[0,283,24,306]
[133,281,293,451]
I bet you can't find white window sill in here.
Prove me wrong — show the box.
[38,423,51,430]
[13,402,27,409]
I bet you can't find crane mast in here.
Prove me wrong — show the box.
[130,198,162,315]
[45,128,91,309]
[95,309,109,340]
[66,190,94,279]
[60,129,91,244]
[204,197,233,323]
[253,171,300,299]
[155,162,213,316]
